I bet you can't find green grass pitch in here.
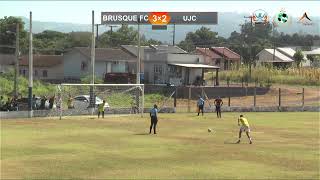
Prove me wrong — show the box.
[1,112,319,179]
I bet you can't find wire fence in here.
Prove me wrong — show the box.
[144,85,320,113]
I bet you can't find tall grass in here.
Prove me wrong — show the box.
[214,66,320,86]
[0,70,55,99]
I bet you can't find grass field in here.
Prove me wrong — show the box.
[1,112,319,179]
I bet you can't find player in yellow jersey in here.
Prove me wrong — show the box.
[98,100,106,118]
[236,115,253,144]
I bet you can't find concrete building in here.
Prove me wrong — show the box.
[0,54,15,73]
[19,55,64,80]
[122,45,219,85]
[3,47,137,82]
[63,47,136,80]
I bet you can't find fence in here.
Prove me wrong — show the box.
[144,85,320,113]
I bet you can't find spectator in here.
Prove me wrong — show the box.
[0,96,5,111]
[49,95,55,109]
[32,94,37,110]
[11,96,18,111]
[40,96,47,110]
[5,97,11,111]
[67,94,74,109]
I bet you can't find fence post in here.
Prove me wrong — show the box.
[278,88,281,108]
[174,86,177,113]
[302,88,304,107]
[241,77,244,88]
[253,80,257,107]
[227,79,230,107]
[254,87,256,107]
[188,86,191,113]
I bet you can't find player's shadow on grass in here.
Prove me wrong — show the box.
[224,140,238,144]
[134,133,150,135]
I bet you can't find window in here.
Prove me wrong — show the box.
[42,70,48,77]
[34,70,38,76]
[154,64,162,74]
[111,62,126,73]
[23,69,26,76]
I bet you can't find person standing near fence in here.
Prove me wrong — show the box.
[67,94,74,109]
[49,95,55,109]
[214,96,223,118]
[98,100,106,118]
[149,104,158,134]
[0,96,5,111]
[197,96,205,116]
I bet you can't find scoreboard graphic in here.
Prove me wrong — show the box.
[101,12,218,25]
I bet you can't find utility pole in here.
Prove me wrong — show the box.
[28,11,33,118]
[14,23,19,97]
[136,20,141,84]
[244,16,253,79]
[172,24,176,46]
[89,10,96,115]
[272,25,276,61]
[96,24,99,48]
[91,10,95,85]
[109,25,118,34]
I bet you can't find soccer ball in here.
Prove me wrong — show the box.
[208,128,212,133]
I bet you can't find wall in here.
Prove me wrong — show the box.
[0,65,13,73]
[168,54,203,64]
[63,51,89,79]
[19,64,64,80]
[1,106,319,119]
[144,85,270,98]
[189,68,202,84]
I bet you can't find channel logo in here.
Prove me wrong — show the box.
[252,9,269,25]
[298,12,313,26]
[273,9,292,27]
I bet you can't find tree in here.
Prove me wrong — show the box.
[178,26,225,52]
[0,16,28,54]
[293,50,304,68]
[98,25,140,48]
[68,32,91,47]
[34,30,69,54]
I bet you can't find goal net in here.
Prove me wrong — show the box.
[56,84,144,119]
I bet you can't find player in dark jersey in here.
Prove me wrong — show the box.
[214,96,223,118]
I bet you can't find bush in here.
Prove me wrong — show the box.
[0,69,55,99]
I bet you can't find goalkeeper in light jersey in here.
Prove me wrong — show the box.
[236,115,253,144]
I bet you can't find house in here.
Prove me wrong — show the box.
[122,45,220,86]
[256,47,309,67]
[303,48,320,67]
[19,55,64,80]
[256,48,294,67]
[0,54,15,73]
[14,47,137,82]
[196,47,240,70]
[63,47,137,81]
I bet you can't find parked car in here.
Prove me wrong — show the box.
[73,95,110,111]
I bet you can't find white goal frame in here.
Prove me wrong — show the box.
[57,83,144,119]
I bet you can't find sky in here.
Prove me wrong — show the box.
[0,1,319,24]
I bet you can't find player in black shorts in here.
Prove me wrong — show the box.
[214,96,223,118]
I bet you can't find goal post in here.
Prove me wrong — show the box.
[57,83,144,119]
